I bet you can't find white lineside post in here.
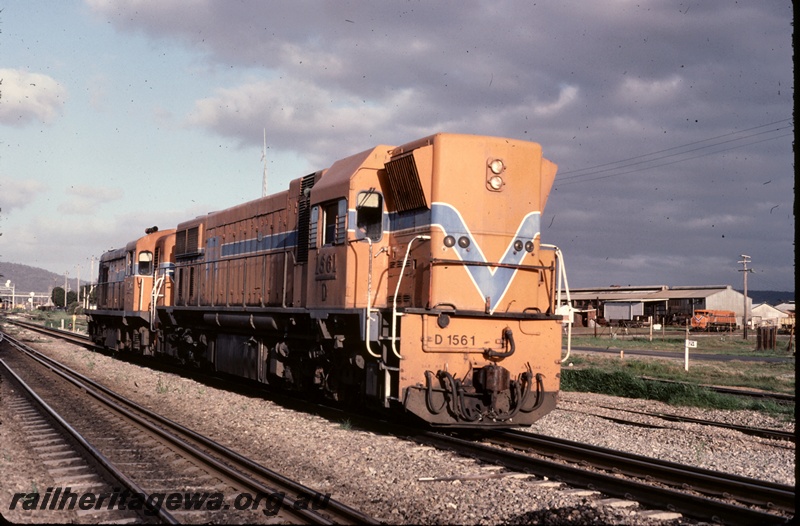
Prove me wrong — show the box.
[684,339,698,371]
[684,339,689,371]
[683,323,697,371]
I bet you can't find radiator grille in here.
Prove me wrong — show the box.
[296,173,316,263]
[175,226,200,258]
[385,153,427,212]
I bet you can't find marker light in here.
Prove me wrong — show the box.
[488,175,504,190]
[489,159,505,174]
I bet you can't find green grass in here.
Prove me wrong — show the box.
[563,326,796,420]
[567,333,793,356]
[339,418,353,431]
[560,352,794,420]
[561,367,793,418]
[21,310,89,333]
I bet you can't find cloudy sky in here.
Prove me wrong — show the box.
[1,1,794,292]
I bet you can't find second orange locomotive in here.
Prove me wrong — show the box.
[88,133,567,427]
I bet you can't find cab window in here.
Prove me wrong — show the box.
[356,191,383,241]
[138,251,154,275]
[322,199,347,246]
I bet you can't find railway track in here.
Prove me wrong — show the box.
[639,376,795,404]
[4,317,795,524]
[490,429,794,511]
[408,429,793,525]
[0,329,377,524]
[581,405,796,443]
[0,368,148,523]
[10,317,793,443]
[6,318,96,349]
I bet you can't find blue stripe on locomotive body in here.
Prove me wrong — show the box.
[345,207,431,237]
[214,201,540,314]
[218,231,298,258]
[347,202,542,314]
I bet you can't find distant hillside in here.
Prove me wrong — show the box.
[738,290,795,305]
[0,262,89,293]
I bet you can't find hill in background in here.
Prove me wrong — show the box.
[741,290,795,305]
[0,262,90,293]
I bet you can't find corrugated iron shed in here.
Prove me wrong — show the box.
[570,285,730,303]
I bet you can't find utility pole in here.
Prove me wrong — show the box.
[739,255,753,340]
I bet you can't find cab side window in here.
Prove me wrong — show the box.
[356,191,383,241]
[138,251,154,275]
[322,199,347,246]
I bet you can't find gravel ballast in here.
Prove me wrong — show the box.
[0,328,794,524]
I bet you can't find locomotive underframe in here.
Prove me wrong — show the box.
[87,303,561,427]
[87,310,155,355]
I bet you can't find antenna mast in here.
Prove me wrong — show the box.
[261,129,268,197]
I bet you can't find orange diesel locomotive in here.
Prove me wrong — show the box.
[88,133,567,427]
[690,309,738,332]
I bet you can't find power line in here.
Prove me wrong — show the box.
[554,118,793,187]
[559,118,792,177]
[556,131,792,187]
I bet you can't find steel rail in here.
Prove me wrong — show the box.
[640,376,795,403]
[0,358,179,524]
[591,405,796,442]
[1,330,377,525]
[492,429,795,512]
[412,431,792,525]
[7,318,793,523]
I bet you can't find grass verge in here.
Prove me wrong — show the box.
[561,363,794,420]
[567,334,794,356]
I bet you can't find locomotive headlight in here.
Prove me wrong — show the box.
[489,159,505,174]
[443,235,456,248]
[458,236,471,248]
[487,158,505,191]
[525,240,534,253]
[488,175,504,190]
[514,240,524,252]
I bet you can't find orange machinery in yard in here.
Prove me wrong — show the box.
[690,309,738,332]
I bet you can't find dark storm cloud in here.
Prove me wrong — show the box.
[86,0,794,291]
